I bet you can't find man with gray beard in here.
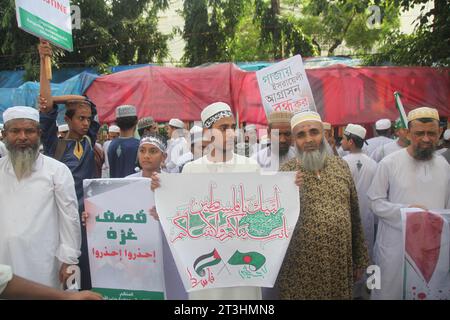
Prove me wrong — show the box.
[367,107,450,300]
[276,111,369,299]
[0,106,81,289]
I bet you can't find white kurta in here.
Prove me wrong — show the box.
[165,137,189,173]
[343,152,377,260]
[182,152,262,300]
[0,154,81,288]
[0,264,13,295]
[370,140,404,163]
[0,141,7,158]
[363,136,393,157]
[101,139,112,178]
[367,149,450,300]
[251,146,297,172]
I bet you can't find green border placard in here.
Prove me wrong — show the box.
[92,287,165,300]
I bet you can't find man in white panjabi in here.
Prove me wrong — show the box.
[371,118,409,163]
[153,102,261,300]
[363,118,394,156]
[165,118,189,173]
[251,111,297,171]
[367,107,450,300]
[341,124,377,299]
[0,106,81,288]
[101,124,120,178]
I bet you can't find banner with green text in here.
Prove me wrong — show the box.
[84,178,165,300]
[155,172,300,293]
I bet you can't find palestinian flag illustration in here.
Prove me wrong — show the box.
[227,250,266,271]
[193,249,222,277]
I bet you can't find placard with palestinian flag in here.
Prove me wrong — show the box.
[401,208,450,300]
[155,172,300,292]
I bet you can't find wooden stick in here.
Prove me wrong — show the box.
[45,56,52,80]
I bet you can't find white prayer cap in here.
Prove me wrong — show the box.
[190,125,203,135]
[322,122,332,130]
[407,107,439,122]
[108,125,120,133]
[375,118,391,130]
[3,106,39,123]
[443,129,450,141]
[201,102,233,128]
[344,124,367,140]
[58,124,69,132]
[115,105,137,119]
[291,111,322,130]
[168,118,184,129]
[245,124,257,132]
[139,134,167,152]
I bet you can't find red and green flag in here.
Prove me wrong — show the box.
[227,250,266,271]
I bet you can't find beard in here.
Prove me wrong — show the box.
[297,141,328,172]
[5,139,40,180]
[413,144,435,161]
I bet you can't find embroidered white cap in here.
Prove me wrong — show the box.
[201,102,233,128]
[344,124,367,140]
[168,118,185,129]
[108,125,120,133]
[3,106,39,123]
[58,124,69,132]
[115,105,137,119]
[291,111,322,130]
[375,118,391,130]
[443,129,450,141]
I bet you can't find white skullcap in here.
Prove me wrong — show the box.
[322,122,331,130]
[201,102,233,128]
[116,105,137,119]
[3,106,39,123]
[407,107,440,122]
[375,119,391,130]
[443,129,450,141]
[108,125,120,133]
[245,124,257,132]
[291,111,322,129]
[58,124,69,132]
[344,124,367,140]
[190,125,203,135]
[168,118,184,129]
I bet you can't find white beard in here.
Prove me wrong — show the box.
[5,140,40,180]
[297,142,328,172]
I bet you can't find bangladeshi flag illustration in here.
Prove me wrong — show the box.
[228,250,266,271]
[402,209,450,300]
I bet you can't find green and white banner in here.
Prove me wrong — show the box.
[15,0,73,51]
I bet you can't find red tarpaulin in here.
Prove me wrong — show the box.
[85,63,449,126]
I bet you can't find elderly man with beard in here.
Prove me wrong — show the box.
[276,111,369,300]
[251,111,297,171]
[0,106,81,289]
[367,107,450,300]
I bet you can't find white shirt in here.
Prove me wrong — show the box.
[367,149,450,299]
[0,141,7,158]
[182,152,261,299]
[343,152,377,260]
[363,136,393,156]
[101,140,112,178]
[0,154,81,288]
[165,137,189,173]
[370,140,404,162]
[251,146,297,172]
[0,264,13,295]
